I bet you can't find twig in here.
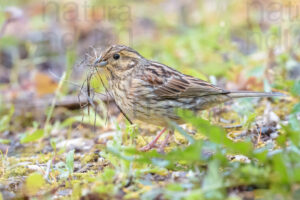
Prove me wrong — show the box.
[223,124,242,129]
[44,73,66,135]
[256,125,262,145]
[44,160,52,182]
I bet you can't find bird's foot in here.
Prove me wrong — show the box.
[157,131,171,153]
[139,143,158,152]
[139,130,172,152]
[139,128,167,152]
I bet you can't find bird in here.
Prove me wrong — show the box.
[93,44,283,151]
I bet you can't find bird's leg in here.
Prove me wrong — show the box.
[140,127,167,151]
[157,130,173,153]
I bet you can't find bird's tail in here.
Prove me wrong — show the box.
[227,91,285,98]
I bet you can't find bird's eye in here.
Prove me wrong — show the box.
[113,53,120,60]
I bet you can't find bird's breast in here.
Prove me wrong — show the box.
[110,79,136,118]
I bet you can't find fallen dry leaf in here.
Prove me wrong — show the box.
[34,72,58,97]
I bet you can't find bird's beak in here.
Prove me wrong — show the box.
[99,61,108,67]
[94,59,108,67]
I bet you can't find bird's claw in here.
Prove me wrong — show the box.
[139,143,158,152]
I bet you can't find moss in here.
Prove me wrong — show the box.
[5,166,28,178]
[36,153,52,163]
[81,153,98,164]
[73,172,95,180]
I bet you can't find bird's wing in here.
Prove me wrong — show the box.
[141,62,229,98]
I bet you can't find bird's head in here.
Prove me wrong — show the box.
[94,45,144,79]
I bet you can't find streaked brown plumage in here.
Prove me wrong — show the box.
[94,44,282,151]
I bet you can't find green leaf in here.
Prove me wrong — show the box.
[66,149,75,175]
[177,109,253,156]
[282,125,300,147]
[50,138,57,152]
[0,36,20,48]
[276,133,287,148]
[166,183,184,192]
[228,140,253,156]
[294,167,300,182]
[263,79,272,93]
[20,129,44,144]
[101,168,115,182]
[169,121,195,144]
[243,113,256,130]
[0,139,10,144]
[26,173,45,194]
[202,160,225,199]
[291,80,300,96]
[292,103,300,114]
[61,108,106,128]
[63,49,77,94]
[254,148,268,163]
[0,105,14,132]
[108,140,205,169]
[272,153,289,183]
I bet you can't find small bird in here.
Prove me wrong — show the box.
[94,45,282,151]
